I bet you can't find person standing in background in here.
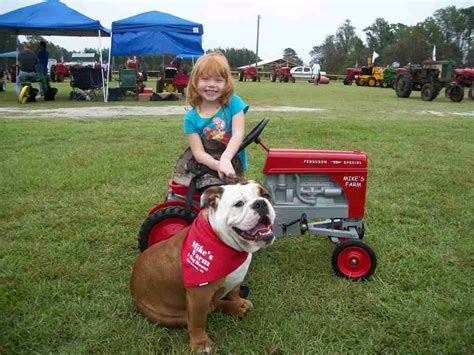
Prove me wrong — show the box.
[36,40,49,97]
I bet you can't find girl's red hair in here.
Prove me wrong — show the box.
[186,52,234,108]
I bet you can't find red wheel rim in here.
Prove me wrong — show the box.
[147,218,188,247]
[337,246,371,279]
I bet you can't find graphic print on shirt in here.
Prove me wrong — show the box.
[203,116,230,143]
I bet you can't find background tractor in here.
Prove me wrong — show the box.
[381,67,397,88]
[395,60,467,102]
[239,66,260,82]
[271,63,295,83]
[355,59,384,87]
[343,68,362,85]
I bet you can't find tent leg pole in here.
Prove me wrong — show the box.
[106,32,113,103]
[98,30,106,102]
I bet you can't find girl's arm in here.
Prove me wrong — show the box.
[188,133,220,172]
[218,111,245,179]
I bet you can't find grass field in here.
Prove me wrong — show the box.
[1,80,473,354]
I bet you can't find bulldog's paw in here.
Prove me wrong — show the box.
[229,298,253,318]
[240,298,253,311]
[190,336,212,353]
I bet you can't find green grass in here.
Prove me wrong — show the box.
[1,80,473,354]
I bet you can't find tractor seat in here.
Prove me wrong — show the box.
[168,180,201,201]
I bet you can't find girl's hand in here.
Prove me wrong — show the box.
[218,158,236,181]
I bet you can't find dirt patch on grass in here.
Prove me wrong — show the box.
[420,110,474,117]
[0,105,325,119]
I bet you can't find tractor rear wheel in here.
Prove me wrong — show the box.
[395,73,413,98]
[449,83,464,102]
[138,206,197,252]
[421,83,436,101]
[367,77,377,87]
[356,78,364,86]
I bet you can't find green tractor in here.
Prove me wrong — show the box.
[381,67,396,88]
[395,60,464,102]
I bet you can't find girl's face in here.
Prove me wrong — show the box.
[197,74,226,105]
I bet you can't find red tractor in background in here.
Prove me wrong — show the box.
[452,68,474,100]
[343,68,362,85]
[50,63,70,82]
[239,66,260,82]
[271,63,295,83]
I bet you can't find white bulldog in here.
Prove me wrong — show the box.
[130,181,275,353]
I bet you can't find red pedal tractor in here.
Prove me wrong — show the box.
[139,119,377,280]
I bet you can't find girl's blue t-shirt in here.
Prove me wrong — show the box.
[183,95,249,170]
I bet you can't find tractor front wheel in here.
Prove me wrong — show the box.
[421,83,436,101]
[449,83,464,102]
[367,77,377,87]
[332,240,377,280]
[356,78,364,86]
[291,77,295,83]
[395,73,413,98]
[138,206,197,252]
[343,78,352,86]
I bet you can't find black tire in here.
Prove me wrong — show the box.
[421,83,436,101]
[449,83,464,102]
[177,86,185,95]
[343,78,352,86]
[283,77,289,83]
[395,73,413,98]
[257,75,261,82]
[0,81,5,92]
[381,81,389,88]
[468,86,473,100]
[271,74,276,82]
[138,206,197,252]
[239,71,244,82]
[332,239,377,280]
[50,65,56,82]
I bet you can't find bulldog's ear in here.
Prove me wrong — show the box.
[200,186,224,209]
[258,184,274,205]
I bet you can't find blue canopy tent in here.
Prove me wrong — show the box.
[0,51,18,58]
[0,0,110,100]
[106,10,204,101]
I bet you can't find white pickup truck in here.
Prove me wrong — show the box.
[290,64,325,81]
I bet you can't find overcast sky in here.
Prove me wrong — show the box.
[1,0,471,64]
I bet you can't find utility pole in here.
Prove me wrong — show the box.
[255,15,261,79]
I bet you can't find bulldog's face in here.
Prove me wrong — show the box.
[201,182,276,253]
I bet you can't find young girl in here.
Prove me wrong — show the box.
[184,52,248,181]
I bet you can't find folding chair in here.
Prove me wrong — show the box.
[119,69,137,95]
[70,67,103,101]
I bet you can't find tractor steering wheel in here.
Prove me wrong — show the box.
[238,117,269,153]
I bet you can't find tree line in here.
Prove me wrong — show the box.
[309,5,473,74]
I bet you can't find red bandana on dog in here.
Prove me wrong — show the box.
[181,211,249,288]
